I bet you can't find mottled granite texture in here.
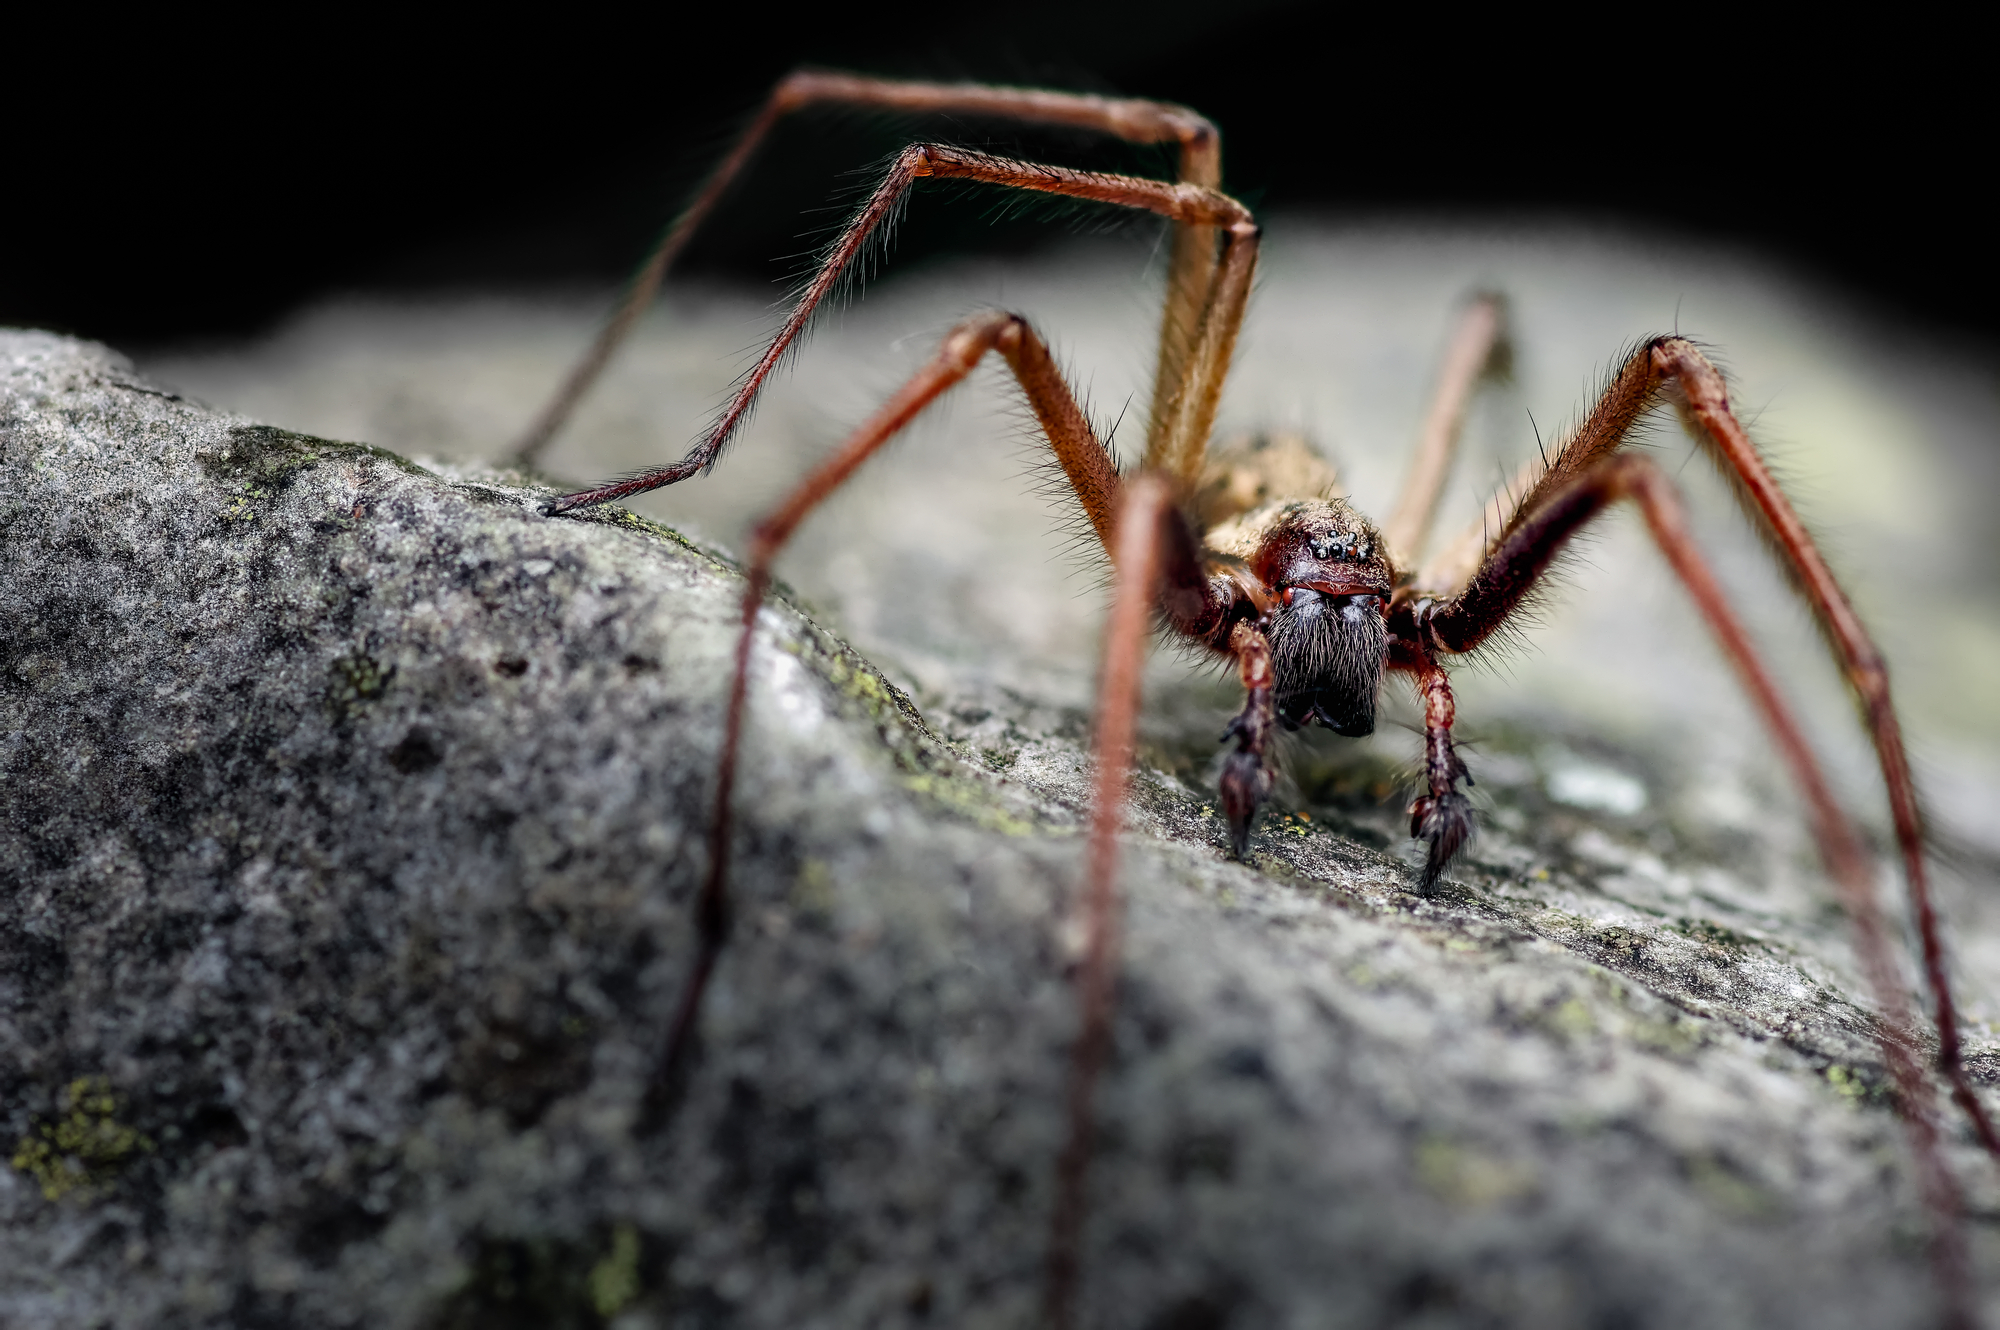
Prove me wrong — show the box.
[7,222,2000,1328]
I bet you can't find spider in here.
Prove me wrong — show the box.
[518,71,1996,1328]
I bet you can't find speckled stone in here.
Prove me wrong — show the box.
[4,328,1997,1329]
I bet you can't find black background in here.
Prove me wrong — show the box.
[4,4,1978,349]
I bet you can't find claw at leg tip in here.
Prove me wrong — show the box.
[1412,791,1474,896]
[1219,751,1270,863]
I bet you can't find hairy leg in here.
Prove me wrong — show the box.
[1146,218,1261,488]
[653,310,1117,1092]
[545,144,1255,513]
[1410,453,1974,1326]
[1656,342,2000,1161]
[509,69,1222,469]
[1381,293,1510,571]
[1410,334,1999,1164]
[1411,453,1540,597]
[1046,473,1178,1330]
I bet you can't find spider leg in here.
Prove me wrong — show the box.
[1412,452,1541,597]
[653,309,1118,1093]
[1409,453,1975,1327]
[544,145,1256,513]
[1409,329,1658,598]
[1656,341,2000,1164]
[509,69,1223,470]
[648,312,1237,1326]
[1046,472,1178,1330]
[1381,293,1511,570]
[1414,334,2000,1164]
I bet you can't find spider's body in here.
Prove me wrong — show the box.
[1201,496,1389,728]
[1179,434,1394,743]
[515,70,1996,1329]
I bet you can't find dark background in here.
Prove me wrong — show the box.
[3,4,1976,349]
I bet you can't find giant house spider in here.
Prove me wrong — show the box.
[511,71,1997,1328]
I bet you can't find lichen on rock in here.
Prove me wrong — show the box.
[11,1077,154,1202]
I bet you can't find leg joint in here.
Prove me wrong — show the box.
[944,311,1027,367]
[1650,336,1728,407]
[1849,651,1892,706]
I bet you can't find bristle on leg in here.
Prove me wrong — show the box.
[1411,791,1474,894]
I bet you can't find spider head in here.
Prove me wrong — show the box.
[1249,501,1391,736]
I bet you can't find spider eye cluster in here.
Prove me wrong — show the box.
[1308,532,1372,563]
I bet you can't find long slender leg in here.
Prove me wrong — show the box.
[1146,189,1221,472]
[508,69,1221,468]
[1627,456,1972,1328]
[545,145,1254,513]
[652,308,1117,1085]
[506,92,790,470]
[1403,335,1664,604]
[1147,218,1262,488]
[1381,294,1510,570]
[1412,334,2000,1164]
[1411,453,1973,1327]
[1046,472,1176,1330]
[1655,341,2000,1162]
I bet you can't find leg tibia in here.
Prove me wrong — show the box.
[1047,474,1176,1328]
[1144,221,1262,486]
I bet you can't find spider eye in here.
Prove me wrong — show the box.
[1306,532,1371,563]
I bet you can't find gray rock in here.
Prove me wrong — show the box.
[3,314,1998,1330]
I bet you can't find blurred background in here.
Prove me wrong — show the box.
[9,4,1999,998]
[0,2,1983,345]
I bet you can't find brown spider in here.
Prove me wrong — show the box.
[519,71,1996,1329]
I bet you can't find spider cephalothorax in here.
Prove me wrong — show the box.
[1211,497,1392,736]
[520,68,1995,1328]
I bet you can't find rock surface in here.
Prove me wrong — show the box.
[4,269,2000,1330]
